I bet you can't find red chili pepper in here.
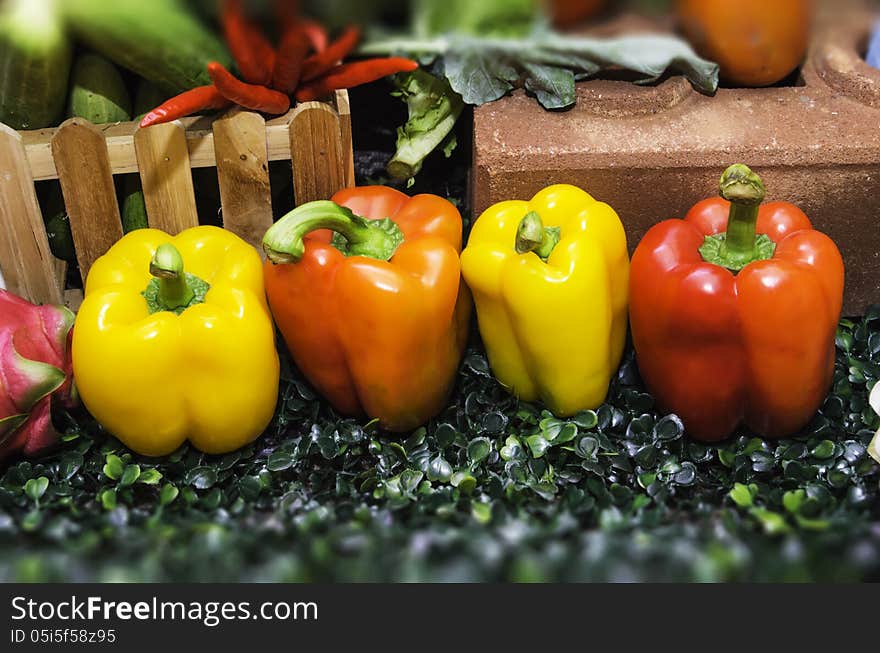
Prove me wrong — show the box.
[297,19,329,53]
[301,26,361,83]
[295,58,419,102]
[275,0,327,52]
[208,62,291,115]
[271,27,311,94]
[139,85,230,128]
[222,0,277,85]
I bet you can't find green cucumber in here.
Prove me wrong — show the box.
[62,0,231,94]
[38,183,75,263]
[0,0,72,130]
[68,52,132,124]
[51,52,136,257]
[133,78,167,122]
[118,78,167,231]
[121,175,148,233]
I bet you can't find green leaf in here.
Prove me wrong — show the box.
[100,489,117,511]
[521,62,575,108]
[783,489,806,514]
[729,483,754,508]
[24,477,48,503]
[525,434,550,459]
[471,502,492,524]
[138,469,163,485]
[184,467,217,490]
[238,476,261,501]
[749,508,791,536]
[499,435,522,461]
[387,70,465,180]
[810,440,835,460]
[467,437,492,464]
[442,46,520,106]
[119,464,140,487]
[103,454,124,480]
[575,436,598,459]
[427,456,453,482]
[267,450,295,472]
[718,449,736,468]
[551,423,578,445]
[572,410,598,429]
[795,516,831,531]
[365,32,720,109]
[451,471,477,495]
[159,483,179,506]
[399,469,423,494]
[58,453,83,481]
[654,415,684,441]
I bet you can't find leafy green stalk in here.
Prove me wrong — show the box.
[387,70,464,181]
[365,28,719,177]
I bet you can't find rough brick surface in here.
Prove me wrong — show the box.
[472,2,880,315]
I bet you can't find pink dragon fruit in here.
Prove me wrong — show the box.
[0,289,75,461]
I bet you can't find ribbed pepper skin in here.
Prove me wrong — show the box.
[630,198,844,442]
[263,186,471,432]
[72,227,280,456]
[461,185,629,416]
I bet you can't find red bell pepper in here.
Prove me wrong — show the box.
[630,164,844,442]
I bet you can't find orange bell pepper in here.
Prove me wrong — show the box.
[262,186,471,432]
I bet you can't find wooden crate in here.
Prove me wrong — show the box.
[0,91,355,309]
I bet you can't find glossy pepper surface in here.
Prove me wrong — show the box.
[460,185,629,416]
[630,164,844,442]
[72,227,280,456]
[262,186,471,432]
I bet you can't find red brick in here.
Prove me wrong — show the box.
[473,3,880,315]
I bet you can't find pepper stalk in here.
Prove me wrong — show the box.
[698,163,776,271]
[515,211,561,260]
[143,243,210,315]
[263,200,405,264]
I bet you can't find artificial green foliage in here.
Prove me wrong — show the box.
[0,306,878,581]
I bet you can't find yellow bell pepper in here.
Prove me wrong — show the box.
[72,227,280,456]
[461,185,629,416]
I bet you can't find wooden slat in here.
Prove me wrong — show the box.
[134,122,199,234]
[290,102,345,205]
[22,107,299,181]
[51,119,124,281]
[63,289,84,312]
[0,124,63,304]
[213,110,273,253]
[333,90,356,188]
[21,92,354,182]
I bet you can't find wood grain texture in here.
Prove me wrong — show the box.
[134,122,199,234]
[21,91,355,182]
[22,107,295,181]
[213,110,273,253]
[333,90,356,189]
[290,102,345,205]
[0,124,63,304]
[51,118,124,280]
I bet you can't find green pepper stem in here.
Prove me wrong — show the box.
[263,200,403,264]
[515,211,561,260]
[718,164,766,267]
[149,243,194,310]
